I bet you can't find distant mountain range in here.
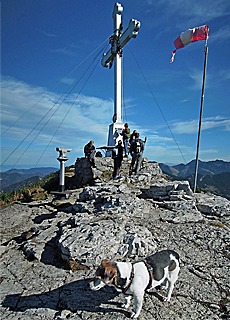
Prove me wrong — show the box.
[2,176,43,194]
[159,160,230,200]
[159,159,230,178]
[0,167,58,193]
[4,167,59,176]
[1,161,230,200]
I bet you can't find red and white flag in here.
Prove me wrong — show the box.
[170,25,209,63]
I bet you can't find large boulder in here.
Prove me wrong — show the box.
[74,157,164,187]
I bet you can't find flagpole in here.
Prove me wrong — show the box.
[194,42,208,192]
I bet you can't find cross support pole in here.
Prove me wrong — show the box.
[194,45,208,192]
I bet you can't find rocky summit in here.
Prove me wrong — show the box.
[0,157,230,319]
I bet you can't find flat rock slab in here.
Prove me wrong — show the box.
[159,208,204,223]
[195,193,230,217]
[59,219,157,266]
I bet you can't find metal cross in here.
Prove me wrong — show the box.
[102,3,140,151]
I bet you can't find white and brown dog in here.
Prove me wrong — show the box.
[89,250,180,318]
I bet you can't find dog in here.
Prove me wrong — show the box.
[89,249,180,318]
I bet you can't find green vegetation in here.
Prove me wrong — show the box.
[0,170,61,208]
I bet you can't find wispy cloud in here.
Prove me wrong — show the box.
[51,47,77,57]
[172,116,230,134]
[51,40,91,57]
[39,30,57,38]
[188,69,204,90]
[218,69,230,82]
[1,76,228,168]
[1,77,113,137]
[145,0,230,30]
[0,77,184,167]
[210,26,230,42]
[200,149,219,155]
[1,77,114,166]
[147,134,173,143]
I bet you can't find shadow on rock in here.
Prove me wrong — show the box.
[40,235,66,268]
[2,278,129,316]
[33,212,57,224]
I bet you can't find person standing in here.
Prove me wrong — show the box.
[121,123,130,157]
[112,140,123,179]
[84,140,96,167]
[129,130,137,144]
[129,133,146,176]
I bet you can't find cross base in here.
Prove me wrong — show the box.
[106,121,124,156]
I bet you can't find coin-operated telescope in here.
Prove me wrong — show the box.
[56,147,72,192]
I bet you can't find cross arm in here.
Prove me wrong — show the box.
[119,19,140,49]
[101,19,141,68]
[101,48,113,68]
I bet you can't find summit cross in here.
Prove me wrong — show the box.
[101,2,140,151]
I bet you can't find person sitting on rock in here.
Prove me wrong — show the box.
[84,140,96,167]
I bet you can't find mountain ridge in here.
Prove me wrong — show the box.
[3,167,58,175]
[0,167,58,193]
[1,160,230,200]
[158,160,230,200]
[159,159,230,178]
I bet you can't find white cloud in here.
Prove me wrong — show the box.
[218,69,230,81]
[39,30,57,38]
[1,77,112,132]
[51,47,77,57]
[188,69,203,90]
[147,134,173,143]
[200,149,218,155]
[51,41,91,57]
[145,0,230,32]
[172,116,230,134]
[1,76,229,168]
[0,77,114,167]
[210,26,230,42]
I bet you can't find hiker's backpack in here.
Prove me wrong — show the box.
[123,128,130,140]
[132,140,142,153]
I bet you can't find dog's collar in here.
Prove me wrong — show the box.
[112,262,135,294]
[114,260,153,294]
[143,259,153,290]
[122,264,135,294]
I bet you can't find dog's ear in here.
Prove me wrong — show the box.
[96,260,117,282]
[100,259,110,267]
[95,260,110,277]
[104,263,117,281]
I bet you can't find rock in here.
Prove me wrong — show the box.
[58,220,157,266]
[195,193,230,217]
[75,157,165,187]
[1,157,230,319]
[145,180,194,200]
[159,208,204,224]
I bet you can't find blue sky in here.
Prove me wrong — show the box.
[1,0,230,171]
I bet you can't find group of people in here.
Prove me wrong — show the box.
[84,123,147,180]
[113,123,147,179]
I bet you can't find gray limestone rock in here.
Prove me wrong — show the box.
[146,180,194,200]
[195,193,230,217]
[159,208,204,223]
[58,220,157,266]
[1,158,230,319]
